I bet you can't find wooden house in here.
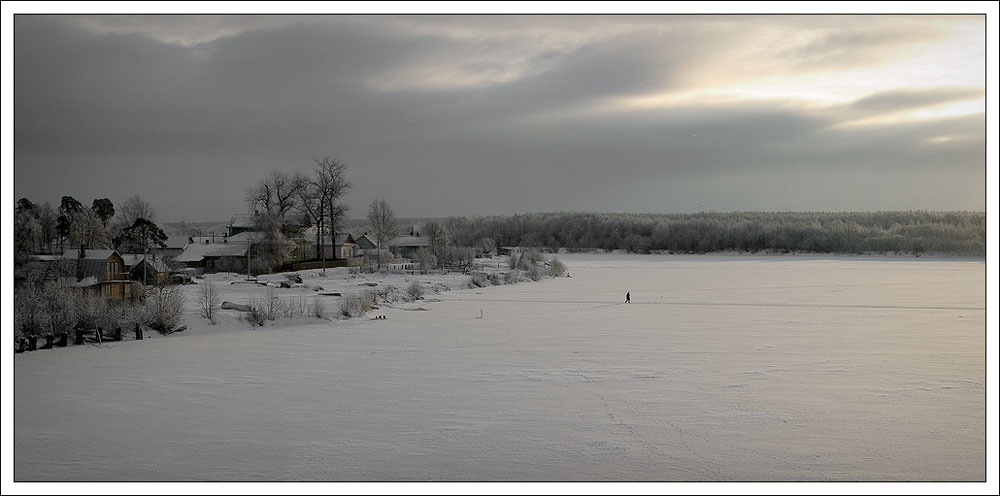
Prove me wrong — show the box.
[60,248,133,299]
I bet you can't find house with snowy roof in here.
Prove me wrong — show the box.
[59,247,134,299]
[120,253,172,286]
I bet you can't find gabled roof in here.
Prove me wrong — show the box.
[61,249,118,261]
[175,241,248,263]
[57,259,110,288]
[353,234,378,249]
[389,235,431,248]
[163,235,192,249]
[120,254,170,273]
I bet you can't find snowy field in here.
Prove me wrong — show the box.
[12,254,986,482]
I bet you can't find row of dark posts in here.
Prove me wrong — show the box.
[16,324,144,353]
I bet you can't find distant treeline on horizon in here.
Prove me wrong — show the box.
[178,210,985,256]
[429,211,986,256]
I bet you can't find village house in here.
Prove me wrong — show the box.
[228,213,257,237]
[59,247,133,299]
[389,225,431,259]
[153,235,193,261]
[313,233,356,260]
[120,254,171,286]
[353,233,392,259]
[174,231,265,273]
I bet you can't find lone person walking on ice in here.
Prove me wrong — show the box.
[625,291,631,304]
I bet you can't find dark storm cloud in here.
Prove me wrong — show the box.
[12,14,986,220]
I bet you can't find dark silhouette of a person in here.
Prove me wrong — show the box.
[625,292,630,303]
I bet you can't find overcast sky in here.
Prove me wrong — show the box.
[8,7,989,222]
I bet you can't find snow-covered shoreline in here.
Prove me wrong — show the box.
[13,254,986,482]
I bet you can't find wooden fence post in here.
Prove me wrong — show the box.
[42,335,54,349]
[27,335,37,351]
[113,327,122,342]
[57,332,68,347]
[96,327,103,344]
[75,328,85,345]
[17,338,25,353]
[134,324,143,340]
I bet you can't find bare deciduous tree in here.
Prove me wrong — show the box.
[246,170,307,222]
[69,209,110,250]
[299,157,351,272]
[367,198,399,271]
[428,221,452,263]
[115,195,156,230]
[199,280,221,324]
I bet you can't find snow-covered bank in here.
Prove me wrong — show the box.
[13,254,986,481]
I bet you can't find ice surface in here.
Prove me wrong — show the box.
[13,254,986,481]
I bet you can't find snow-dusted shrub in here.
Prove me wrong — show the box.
[147,285,185,334]
[311,296,327,319]
[518,249,544,270]
[262,287,281,321]
[548,257,567,278]
[338,295,361,318]
[283,296,308,318]
[76,290,108,331]
[414,248,437,274]
[407,280,424,300]
[504,270,520,284]
[243,297,267,327]
[44,282,78,335]
[526,264,542,281]
[101,299,147,335]
[470,273,489,288]
[508,253,520,270]
[339,291,376,318]
[199,280,221,324]
[13,282,48,339]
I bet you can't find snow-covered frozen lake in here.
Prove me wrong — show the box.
[13,254,986,482]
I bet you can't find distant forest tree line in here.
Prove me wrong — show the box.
[429,211,985,256]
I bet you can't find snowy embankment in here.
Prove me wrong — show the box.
[13,254,986,482]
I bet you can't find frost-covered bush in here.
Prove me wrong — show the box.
[311,296,327,319]
[283,296,308,318]
[45,282,78,334]
[548,257,567,278]
[504,270,520,284]
[518,249,544,270]
[147,285,184,334]
[470,273,489,288]
[199,280,221,323]
[13,282,48,339]
[407,280,424,300]
[262,287,281,321]
[508,253,520,270]
[339,290,377,318]
[103,300,148,334]
[76,290,108,331]
[525,264,542,281]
